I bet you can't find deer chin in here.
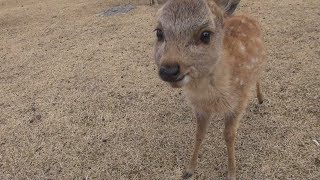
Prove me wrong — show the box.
[169,75,191,88]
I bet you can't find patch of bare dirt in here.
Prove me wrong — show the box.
[0,0,319,179]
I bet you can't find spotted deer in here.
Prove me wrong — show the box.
[153,0,266,179]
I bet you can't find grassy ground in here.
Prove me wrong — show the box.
[0,0,319,179]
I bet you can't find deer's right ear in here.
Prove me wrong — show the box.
[214,0,240,16]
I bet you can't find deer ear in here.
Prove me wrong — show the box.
[207,0,224,26]
[213,0,240,15]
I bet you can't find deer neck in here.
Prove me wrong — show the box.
[183,56,232,112]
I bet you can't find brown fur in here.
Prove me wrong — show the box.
[153,0,266,179]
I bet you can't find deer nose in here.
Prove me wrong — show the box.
[159,64,180,82]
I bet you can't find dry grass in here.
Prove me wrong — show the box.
[0,0,319,179]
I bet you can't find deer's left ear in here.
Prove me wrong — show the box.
[207,0,224,27]
[214,0,240,16]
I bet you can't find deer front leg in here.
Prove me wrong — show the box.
[224,111,242,180]
[182,111,210,179]
[256,81,264,104]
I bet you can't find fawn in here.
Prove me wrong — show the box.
[153,0,266,179]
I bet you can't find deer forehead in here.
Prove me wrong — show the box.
[157,0,217,34]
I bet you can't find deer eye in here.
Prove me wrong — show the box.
[155,29,164,41]
[200,31,212,44]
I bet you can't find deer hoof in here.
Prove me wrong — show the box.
[182,171,193,179]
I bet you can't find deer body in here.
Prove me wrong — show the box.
[185,15,265,112]
[153,0,266,179]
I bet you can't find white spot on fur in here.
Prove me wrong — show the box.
[239,42,245,53]
[251,58,258,64]
[245,64,254,69]
[240,33,247,37]
[247,23,254,28]
[240,79,244,85]
[256,38,262,44]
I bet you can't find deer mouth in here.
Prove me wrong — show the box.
[175,75,185,82]
[169,75,190,88]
